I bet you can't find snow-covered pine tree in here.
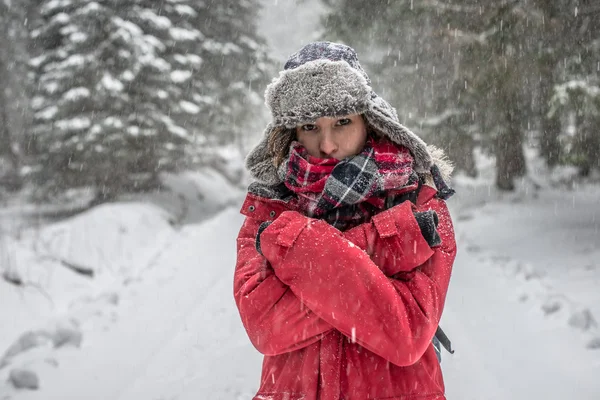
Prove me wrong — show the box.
[131,0,272,169]
[117,0,204,180]
[30,0,271,199]
[321,0,533,188]
[321,0,480,177]
[30,0,191,198]
[548,4,600,176]
[175,0,272,166]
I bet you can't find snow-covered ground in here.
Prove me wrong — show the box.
[443,182,600,398]
[1,154,599,399]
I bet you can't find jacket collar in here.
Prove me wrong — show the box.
[240,184,439,221]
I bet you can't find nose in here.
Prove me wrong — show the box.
[319,132,337,157]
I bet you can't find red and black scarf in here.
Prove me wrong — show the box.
[282,138,419,230]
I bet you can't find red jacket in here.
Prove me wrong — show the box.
[234,184,457,400]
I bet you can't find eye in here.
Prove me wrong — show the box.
[336,118,352,126]
[301,124,317,131]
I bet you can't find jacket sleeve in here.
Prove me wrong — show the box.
[259,198,457,367]
[343,200,432,277]
[234,216,334,356]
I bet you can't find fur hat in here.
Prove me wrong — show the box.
[246,41,443,189]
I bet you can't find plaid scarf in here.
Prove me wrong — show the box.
[282,138,419,230]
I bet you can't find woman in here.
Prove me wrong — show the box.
[234,41,457,400]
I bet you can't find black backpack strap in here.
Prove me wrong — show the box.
[434,326,454,355]
[385,178,423,209]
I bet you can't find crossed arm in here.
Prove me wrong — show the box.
[234,198,456,366]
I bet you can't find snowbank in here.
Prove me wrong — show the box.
[449,147,600,351]
[0,167,245,394]
[0,203,176,377]
[122,167,245,226]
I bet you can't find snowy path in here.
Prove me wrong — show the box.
[5,205,600,399]
[443,189,600,400]
[5,209,261,400]
[442,237,600,399]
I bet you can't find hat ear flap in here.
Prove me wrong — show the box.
[364,98,433,173]
[245,124,282,185]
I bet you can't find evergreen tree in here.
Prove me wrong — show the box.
[152,0,272,166]
[31,0,187,198]
[546,0,600,176]
[535,0,569,168]
[321,0,600,184]
[321,0,481,178]
[321,0,538,189]
[30,0,271,199]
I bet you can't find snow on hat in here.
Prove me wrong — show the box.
[245,41,434,186]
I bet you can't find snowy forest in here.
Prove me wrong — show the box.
[0,0,273,203]
[320,0,600,188]
[0,0,599,199]
[0,0,599,399]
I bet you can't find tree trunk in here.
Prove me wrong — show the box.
[0,83,22,191]
[573,111,600,177]
[496,89,527,191]
[453,132,477,178]
[538,61,561,167]
[537,0,562,168]
[539,105,561,167]
[0,12,22,191]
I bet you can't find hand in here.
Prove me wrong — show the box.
[413,210,441,247]
[255,221,273,256]
[386,190,441,248]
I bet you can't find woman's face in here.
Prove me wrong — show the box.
[295,114,367,160]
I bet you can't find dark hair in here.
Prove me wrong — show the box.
[267,115,382,167]
[267,126,296,167]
